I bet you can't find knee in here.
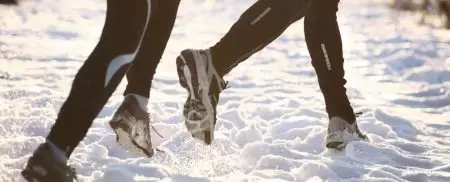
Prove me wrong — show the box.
[305,0,339,26]
[309,0,339,16]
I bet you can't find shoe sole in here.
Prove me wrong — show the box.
[21,165,39,182]
[326,131,368,150]
[21,149,76,182]
[21,168,76,182]
[326,142,346,150]
[176,50,215,144]
[109,118,153,157]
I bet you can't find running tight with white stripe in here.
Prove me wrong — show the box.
[47,0,180,156]
[210,0,356,124]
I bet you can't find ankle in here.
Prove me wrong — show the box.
[46,140,68,163]
[329,115,355,124]
[126,94,148,111]
[208,47,227,77]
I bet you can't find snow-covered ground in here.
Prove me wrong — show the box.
[1,0,450,181]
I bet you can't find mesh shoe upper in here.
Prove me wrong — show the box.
[109,95,153,157]
[21,143,77,182]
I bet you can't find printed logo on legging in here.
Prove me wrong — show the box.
[321,43,332,71]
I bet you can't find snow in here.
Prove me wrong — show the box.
[1,0,450,181]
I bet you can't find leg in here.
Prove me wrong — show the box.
[304,0,354,123]
[210,0,311,76]
[109,0,180,157]
[124,0,181,98]
[304,0,367,149]
[22,0,151,180]
[176,0,312,144]
[46,0,150,156]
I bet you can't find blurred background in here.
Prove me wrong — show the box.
[391,0,450,29]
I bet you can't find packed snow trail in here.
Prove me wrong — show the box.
[1,0,450,181]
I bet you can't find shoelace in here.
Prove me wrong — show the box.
[353,111,368,139]
[223,81,230,90]
[133,110,166,153]
[355,111,363,117]
[150,125,163,138]
[149,124,166,153]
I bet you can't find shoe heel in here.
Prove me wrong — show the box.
[21,168,34,181]
[176,55,189,90]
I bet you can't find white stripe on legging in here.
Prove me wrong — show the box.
[104,0,152,87]
[321,43,332,71]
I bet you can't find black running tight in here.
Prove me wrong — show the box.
[210,0,356,123]
[47,0,180,156]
